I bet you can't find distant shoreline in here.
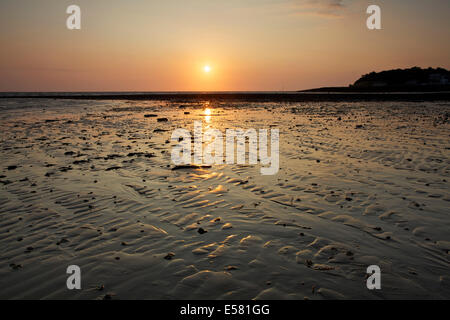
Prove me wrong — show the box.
[299,85,450,93]
[1,91,450,102]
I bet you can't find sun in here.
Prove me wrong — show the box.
[203,65,211,73]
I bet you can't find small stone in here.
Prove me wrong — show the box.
[164,252,175,260]
[222,223,233,230]
[10,263,23,270]
[225,266,238,271]
[56,238,69,245]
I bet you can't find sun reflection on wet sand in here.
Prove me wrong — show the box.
[204,108,211,123]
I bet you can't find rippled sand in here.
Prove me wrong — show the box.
[0,98,449,299]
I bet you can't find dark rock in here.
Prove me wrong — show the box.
[172,165,212,170]
[105,166,122,171]
[73,159,90,165]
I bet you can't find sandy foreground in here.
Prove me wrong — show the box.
[0,98,449,299]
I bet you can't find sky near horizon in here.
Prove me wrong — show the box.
[1,0,449,92]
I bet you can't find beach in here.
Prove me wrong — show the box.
[0,98,449,299]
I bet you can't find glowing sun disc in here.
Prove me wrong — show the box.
[204,65,211,73]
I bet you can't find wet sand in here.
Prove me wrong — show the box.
[0,98,449,299]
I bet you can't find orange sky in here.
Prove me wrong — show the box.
[1,0,449,91]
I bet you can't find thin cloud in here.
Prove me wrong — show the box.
[230,0,351,18]
[289,0,348,18]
